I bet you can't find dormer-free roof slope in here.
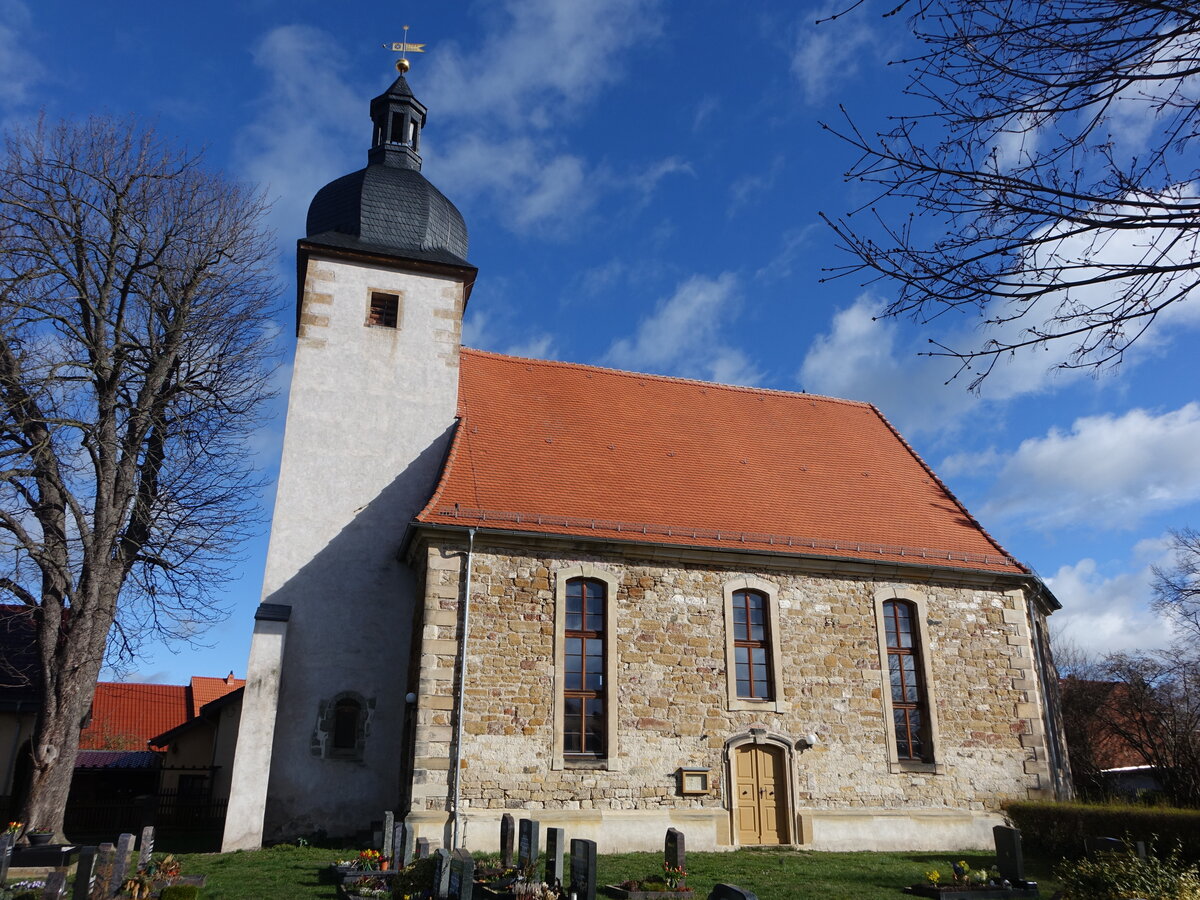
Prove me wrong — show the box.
[416,350,1024,576]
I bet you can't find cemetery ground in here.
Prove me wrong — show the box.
[171,843,1068,900]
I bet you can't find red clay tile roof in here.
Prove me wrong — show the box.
[79,683,191,751]
[78,675,243,752]
[189,674,245,717]
[416,350,1024,575]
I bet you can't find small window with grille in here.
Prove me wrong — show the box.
[367,291,399,328]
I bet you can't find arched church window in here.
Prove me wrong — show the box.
[883,599,928,761]
[564,577,607,757]
[332,697,361,752]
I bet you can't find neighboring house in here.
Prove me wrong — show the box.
[223,65,1072,854]
[151,683,245,806]
[69,674,243,841]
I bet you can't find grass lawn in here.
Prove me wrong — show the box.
[176,844,1066,900]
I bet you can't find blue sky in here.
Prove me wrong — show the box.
[6,0,1198,682]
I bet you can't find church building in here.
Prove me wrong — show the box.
[221,58,1071,854]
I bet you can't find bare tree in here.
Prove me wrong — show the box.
[0,117,278,837]
[1153,527,1200,641]
[820,1,1200,388]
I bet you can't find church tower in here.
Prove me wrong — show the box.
[223,56,475,850]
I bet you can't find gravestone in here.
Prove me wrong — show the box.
[994,825,1036,889]
[500,813,515,868]
[92,842,116,900]
[708,884,759,900]
[517,817,540,871]
[392,823,405,869]
[545,827,565,886]
[448,849,474,900]
[416,837,431,860]
[434,847,452,899]
[665,828,686,885]
[383,811,395,861]
[137,826,155,870]
[1090,836,1128,854]
[73,846,98,900]
[43,870,68,899]
[109,832,135,896]
[0,833,12,884]
[401,822,416,867]
[569,838,597,900]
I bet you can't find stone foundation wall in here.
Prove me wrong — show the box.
[406,535,1056,850]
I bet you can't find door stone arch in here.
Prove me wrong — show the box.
[725,731,795,846]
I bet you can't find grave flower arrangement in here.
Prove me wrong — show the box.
[0,879,45,900]
[356,848,383,871]
[341,874,390,899]
[4,821,21,835]
[912,859,1012,895]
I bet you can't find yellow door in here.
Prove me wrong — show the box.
[734,744,789,845]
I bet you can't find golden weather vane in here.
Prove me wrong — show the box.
[383,24,425,73]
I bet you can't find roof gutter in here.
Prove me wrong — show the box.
[450,526,476,850]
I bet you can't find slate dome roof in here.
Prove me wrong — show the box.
[304,72,470,267]
[306,165,469,266]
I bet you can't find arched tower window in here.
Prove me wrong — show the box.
[883,599,927,761]
[332,697,362,752]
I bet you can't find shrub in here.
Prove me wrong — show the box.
[1006,801,1200,861]
[1055,848,1200,900]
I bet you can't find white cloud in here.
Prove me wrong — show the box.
[0,0,40,113]
[417,0,667,232]
[797,294,981,433]
[980,403,1200,529]
[234,26,361,244]
[1046,536,1177,656]
[790,5,879,105]
[462,308,557,360]
[605,273,763,385]
[728,157,783,217]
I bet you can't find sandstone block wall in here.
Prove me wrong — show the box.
[406,535,1059,849]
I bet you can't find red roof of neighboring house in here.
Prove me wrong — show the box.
[189,674,245,717]
[78,674,243,752]
[416,350,1024,575]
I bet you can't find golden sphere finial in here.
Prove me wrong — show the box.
[396,57,411,74]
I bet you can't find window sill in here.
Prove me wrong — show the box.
[727,697,789,714]
[562,757,611,771]
[889,760,944,775]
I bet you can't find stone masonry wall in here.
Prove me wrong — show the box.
[407,536,1055,831]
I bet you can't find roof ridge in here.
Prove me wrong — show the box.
[459,347,875,409]
[866,403,1025,574]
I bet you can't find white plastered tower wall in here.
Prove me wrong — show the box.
[222,250,467,850]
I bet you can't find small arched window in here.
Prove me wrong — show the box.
[732,589,773,700]
[332,697,361,752]
[883,599,927,760]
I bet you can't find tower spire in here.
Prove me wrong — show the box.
[370,26,428,169]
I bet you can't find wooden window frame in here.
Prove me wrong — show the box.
[563,577,607,758]
[366,290,401,329]
[723,578,787,713]
[873,587,943,774]
[732,590,773,700]
[553,565,620,770]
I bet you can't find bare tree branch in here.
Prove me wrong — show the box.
[822,1,1200,388]
[0,115,279,837]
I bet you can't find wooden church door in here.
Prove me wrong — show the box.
[734,743,789,845]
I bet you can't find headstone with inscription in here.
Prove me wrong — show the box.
[43,870,68,899]
[545,827,565,886]
[383,811,395,862]
[91,843,115,900]
[434,847,452,899]
[569,838,596,900]
[109,832,135,896]
[665,827,686,885]
[73,846,98,900]
[708,884,759,900]
[500,813,515,869]
[517,818,540,871]
[0,833,12,885]
[448,849,474,900]
[137,826,155,870]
